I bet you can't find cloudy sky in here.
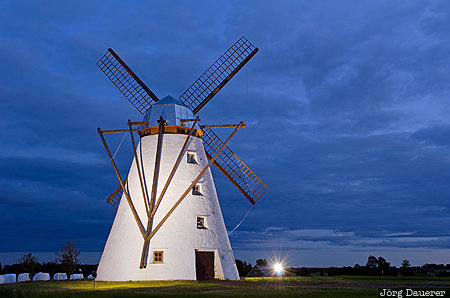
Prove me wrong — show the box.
[1,0,450,267]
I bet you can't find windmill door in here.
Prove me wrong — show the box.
[195,251,215,280]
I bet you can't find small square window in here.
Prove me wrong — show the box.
[153,251,164,263]
[187,152,196,164]
[197,217,205,229]
[192,184,201,196]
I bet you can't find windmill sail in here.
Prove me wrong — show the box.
[201,127,268,205]
[106,178,127,210]
[179,36,258,114]
[97,48,159,115]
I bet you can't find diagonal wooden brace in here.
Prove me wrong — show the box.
[145,121,244,242]
[97,128,145,238]
[139,117,165,268]
[128,120,150,216]
[150,116,200,219]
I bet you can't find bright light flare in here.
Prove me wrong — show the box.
[273,263,284,274]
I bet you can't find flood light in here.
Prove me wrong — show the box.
[273,263,283,274]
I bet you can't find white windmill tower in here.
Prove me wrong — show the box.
[95,37,268,281]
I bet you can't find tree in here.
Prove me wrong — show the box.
[55,241,80,278]
[366,255,377,274]
[401,259,410,269]
[377,257,390,275]
[295,267,309,276]
[19,253,39,278]
[401,259,411,275]
[256,259,268,266]
[235,259,252,277]
[365,255,396,275]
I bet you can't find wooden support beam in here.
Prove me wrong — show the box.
[179,118,199,125]
[97,128,145,238]
[128,120,150,216]
[200,124,246,129]
[149,116,165,217]
[101,128,138,134]
[150,116,200,219]
[130,121,148,126]
[139,116,165,269]
[145,121,244,242]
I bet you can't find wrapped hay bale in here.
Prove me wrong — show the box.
[70,273,84,280]
[1,274,16,284]
[33,272,50,281]
[53,273,68,280]
[2,274,16,284]
[18,273,31,282]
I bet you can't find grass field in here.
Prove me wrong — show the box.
[1,276,450,297]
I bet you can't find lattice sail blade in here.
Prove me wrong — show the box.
[202,128,268,205]
[106,178,127,210]
[179,36,258,114]
[97,48,159,115]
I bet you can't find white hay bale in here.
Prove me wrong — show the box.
[53,273,68,280]
[17,273,31,282]
[70,273,83,280]
[0,275,5,284]
[33,272,50,281]
[1,274,16,284]
[87,274,94,280]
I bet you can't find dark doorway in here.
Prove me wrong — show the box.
[195,251,215,280]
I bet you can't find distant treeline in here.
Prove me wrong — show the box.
[0,241,91,278]
[236,256,450,277]
[0,262,97,277]
[327,263,450,277]
[4,253,449,278]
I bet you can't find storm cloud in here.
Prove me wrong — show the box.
[1,0,450,266]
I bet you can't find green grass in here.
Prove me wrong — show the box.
[1,276,449,297]
[245,275,450,285]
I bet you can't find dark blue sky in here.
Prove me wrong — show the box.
[1,0,450,267]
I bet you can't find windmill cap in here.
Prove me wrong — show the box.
[140,94,194,128]
[154,95,189,108]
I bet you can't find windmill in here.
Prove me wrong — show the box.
[95,36,268,281]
